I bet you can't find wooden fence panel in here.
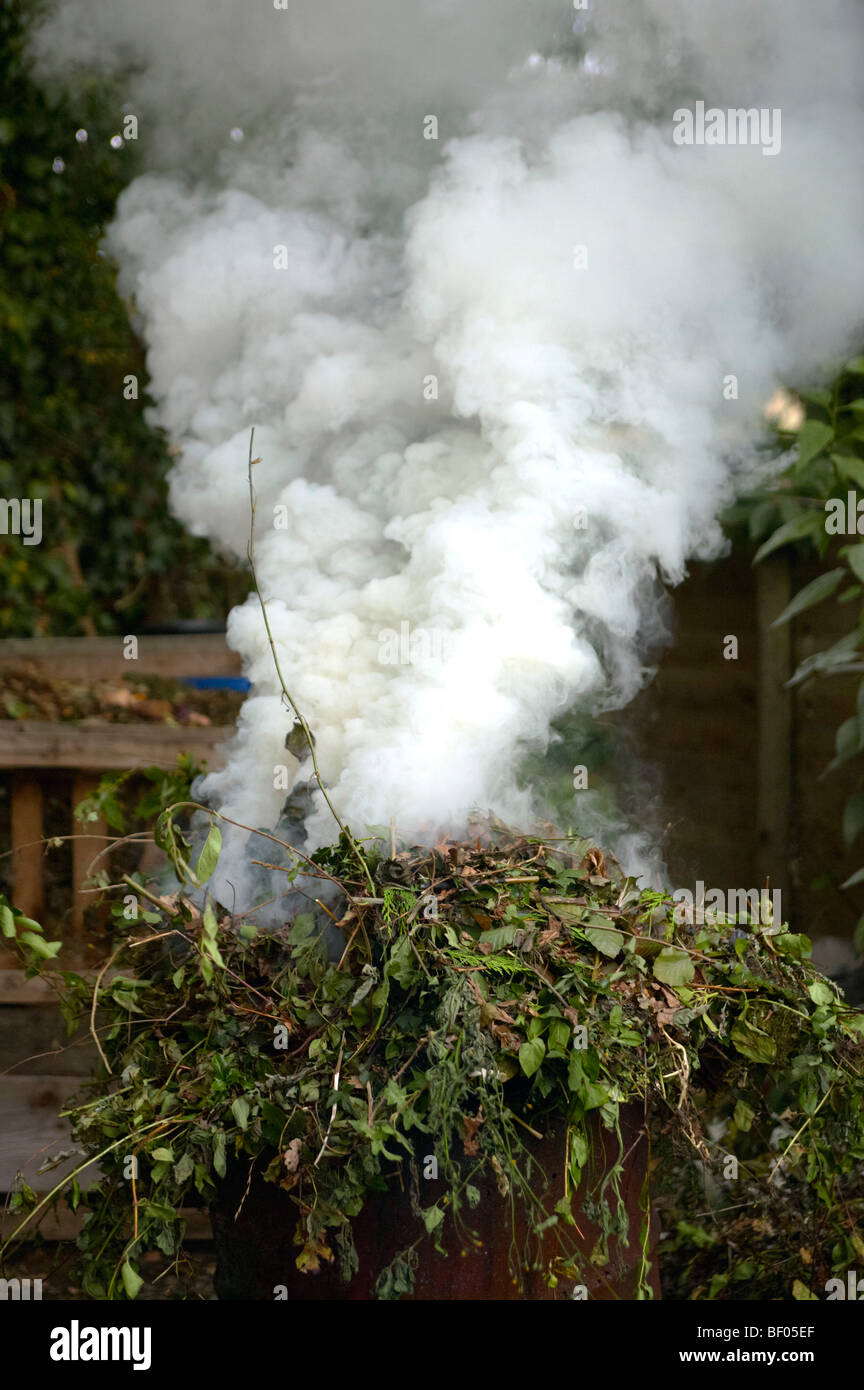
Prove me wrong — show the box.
[0,721,231,772]
[0,633,241,682]
[10,774,44,920]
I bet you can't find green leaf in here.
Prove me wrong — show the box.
[0,904,16,938]
[194,822,222,885]
[791,1279,818,1301]
[799,1075,819,1115]
[204,937,226,968]
[213,1131,227,1178]
[836,716,862,761]
[773,932,812,960]
[771,569,845,626]
[173,1152,194,1184]
[832,453,864,489]
[788,630,862,688]
[142,1199,177,1223]
[567,1053,609,1109]
[584,925,624,957]
[15,915,43,934]
[288,912,317,945]
[823,716,864,777]
[794,419,834,473]
[545,1019,572,1057]
[843,791,864,846]
[155,1227,176,1258]
[753,510,823,564]
[844,543,864,583]
[733,1099,755,1131]
[676,1220,717,1250]
[807,979,835,1006]
[111,989,143,1014]
[841,865,864,890]
[568,1130,589,1179]
[121,1261,143,1299]
[797,389,832,410]
[579,1079,610,1111]
[422,1204,444,1235]
[518,1036,546,1078]
[231,1097,251,1131]
[151,1147,174,1163]
[730,1019,776,1063]
[385,934,420,988]
[541,897,586,927]
[653,946,695,987]
[746,499,779,542]
[478,925,520,952]
[20,931,61,959]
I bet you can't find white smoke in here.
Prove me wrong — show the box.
[32,0,864,855]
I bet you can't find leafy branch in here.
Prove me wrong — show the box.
[739,354,864,948]
[2,821,862,1301]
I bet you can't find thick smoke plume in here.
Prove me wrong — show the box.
[32,1,864,860]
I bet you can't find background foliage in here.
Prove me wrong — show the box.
[729,357,864,952]
[0,0,246,636]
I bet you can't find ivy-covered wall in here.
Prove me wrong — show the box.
[0,0,246,636]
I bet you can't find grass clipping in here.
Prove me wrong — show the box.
[5,823,864,1300]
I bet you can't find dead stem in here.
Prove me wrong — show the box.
[314,1035,345,1166]
[246,428,374,894]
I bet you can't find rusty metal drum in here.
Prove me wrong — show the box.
[210,1103,659,1300]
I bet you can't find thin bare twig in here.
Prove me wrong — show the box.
[314,1035,345,1166]
[768,1084,834,1184]
[246,428,374,893]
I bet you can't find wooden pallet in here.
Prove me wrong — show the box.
[1,723,232,959]
[0,636,240,1205]
[0,633,241,682]
[0,634,237,955]
[0,1205,212,1243]
[0,969,120,1194]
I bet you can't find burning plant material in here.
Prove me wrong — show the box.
[2,822,863,1299]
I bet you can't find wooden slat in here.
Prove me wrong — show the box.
[0,721,232,771]
[0,1205,212,1242]
[0,971,59,1004]
[0,633,241,682]
[0,1004,95,1077]
[0,1075,99,1192]
[0,970,120,1005]
[10,775,44,919]
[756,555,793,888]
